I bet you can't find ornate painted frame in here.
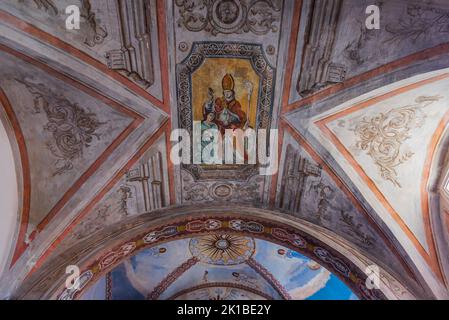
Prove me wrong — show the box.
[176,41,276,180]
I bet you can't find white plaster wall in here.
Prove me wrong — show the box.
[0,118,18,275]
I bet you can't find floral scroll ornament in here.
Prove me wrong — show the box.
[18,0,107,47]
[353,95,442,187]
[17,79,105,176]
[175,0,282,36]
[385,5,449,44]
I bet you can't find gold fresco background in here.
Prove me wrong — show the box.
[192,57,260,128]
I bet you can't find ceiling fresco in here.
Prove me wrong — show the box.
[286,69,449,283]
[79,235,357,300]
[0,50,134,222]
[287,0,449,106]
[275,130,411,283]
[1,0,164,99]
[0,0,449,301]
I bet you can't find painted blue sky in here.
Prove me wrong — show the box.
[81,235,357,300]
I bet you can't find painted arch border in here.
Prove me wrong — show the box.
[60,217,383,300]
[14,205,417,300]
[429,122,449,288]
[0,87,29,273]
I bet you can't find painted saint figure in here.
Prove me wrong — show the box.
[203,73,247,134]
[201,112,219,159]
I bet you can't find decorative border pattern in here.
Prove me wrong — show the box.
[57,216,386,300]
[247,258,291,300]
[105,272,112,300]
[147,257,199,300]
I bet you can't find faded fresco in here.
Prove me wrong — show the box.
[2,0,449,302]
[192,58,259,133]
[80,237,356,300]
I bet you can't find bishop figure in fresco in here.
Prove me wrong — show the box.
[203,73,248,134]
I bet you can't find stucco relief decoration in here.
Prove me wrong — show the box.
[175,0,282,36]
[386,5,449,43]
[352,95,442,187]
[17,79,105,176]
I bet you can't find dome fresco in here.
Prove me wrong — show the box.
[80,235,356,300]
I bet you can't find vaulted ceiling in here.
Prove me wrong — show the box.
[0,0,449,300]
